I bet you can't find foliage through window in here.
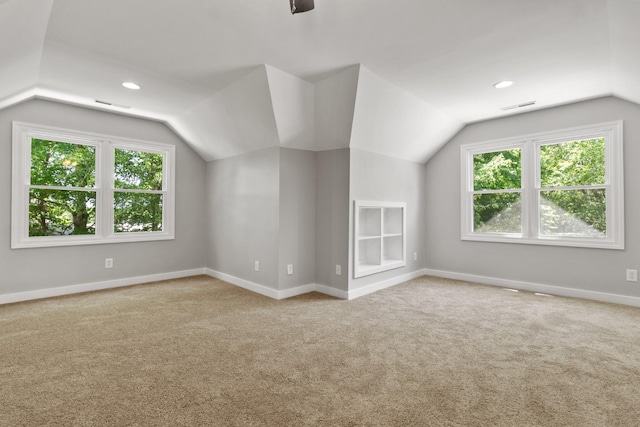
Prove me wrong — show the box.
[461,121,623,249]
[12,122,175,248]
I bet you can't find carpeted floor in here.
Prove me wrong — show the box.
[1,275,640,426]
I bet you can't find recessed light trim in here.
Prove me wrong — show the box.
[493,80,514,89]
[122,82,141,90]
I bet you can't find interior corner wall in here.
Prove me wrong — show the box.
[205,147,280,290]
[348,148,426,290]
[0,99,207,295]
[315,149,350,292]
[278,148,316,290]
[314,66,360,152]
[425,96,640,300]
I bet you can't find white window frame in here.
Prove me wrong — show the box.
[12,121,176,249]
[460,121,624,249]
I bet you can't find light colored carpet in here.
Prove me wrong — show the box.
[1,275,640,426]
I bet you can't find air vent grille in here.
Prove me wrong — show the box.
[94,99,131,109]
[501,101,536,111]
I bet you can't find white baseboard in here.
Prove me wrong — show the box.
[315,284,349,300]
[205,269,280,299]
[0,268,207,305]
[12,266,625,308]
[424,268,640,308]
[347,269,428,300]
[205,268,426,301]
[204,269,355,300]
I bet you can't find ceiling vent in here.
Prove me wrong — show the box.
[94,99,131,109]
[501,101,536,111]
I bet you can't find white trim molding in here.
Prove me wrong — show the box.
[204,269,426,300]
[205,269,349,300]
[347,269,427,300]
[0,268,206,305]
[424,268,640,308]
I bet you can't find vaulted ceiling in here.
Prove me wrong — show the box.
[1,0,639,163]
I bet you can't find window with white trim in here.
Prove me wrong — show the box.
[12,121,176,248]
[461,121,624,249]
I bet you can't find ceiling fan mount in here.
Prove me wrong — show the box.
[290,0,314,14]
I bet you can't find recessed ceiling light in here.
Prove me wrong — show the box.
[493,80,514,89]
[122,82,141,90]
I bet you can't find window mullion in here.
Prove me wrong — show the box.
[522,140,537,239]
[99,141,115,238]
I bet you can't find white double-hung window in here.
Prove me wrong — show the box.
[12,121,176,248]
[461,121,623,249]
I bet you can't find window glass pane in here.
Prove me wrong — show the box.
[540,138,605,187]
[540,189,606,237]
[114,192,163,232]
[473,149,521,191]
[29,189,96,236]
[473,193,521,233]
[114,149,163,190]
[30,139,96,187]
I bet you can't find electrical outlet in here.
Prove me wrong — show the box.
[626,269,638,282]
[254,261,260,272]
[105,258,113,269]
[336,264,341,276]
[413,252,418,261]
[287,264,293,275]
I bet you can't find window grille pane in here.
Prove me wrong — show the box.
[540,189,606,237]
[114,149,163,190]
[29,189,96,236]
[114,192,163,233]
[473,149,521,191]
[540,138,605,188]
[473,193,522,233]
[30,139,96,188]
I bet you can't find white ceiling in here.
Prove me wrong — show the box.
[1,0,639,163]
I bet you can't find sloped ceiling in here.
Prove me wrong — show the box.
[1,0,639,163]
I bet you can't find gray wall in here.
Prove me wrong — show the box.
[279,148,316,290]
[315,149,350,291]
[348,148,426,289]
[425,96,640,299]
[206,147,280,289]
[0,99,207,294]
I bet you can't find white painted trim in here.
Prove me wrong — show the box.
[205,269,354,300]
[315,284,349,300]
[424,268,640,308]
[205,269,280,299]
[347,269,428,300]
[278,284,317,299]
[0,268,206,305]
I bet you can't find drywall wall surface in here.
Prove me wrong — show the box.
[206,147,280,289]
[266,65,315,151]
[315,149,350,291]
[278,148,316,289]
[350,66,462,164]
[425,96,640,298]
[173,65,280,161]
[348,148,426,290]
[0,0,52,105]
[314,65,360,152]
[0,99,207,294]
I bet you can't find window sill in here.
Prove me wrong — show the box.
[461,233,624,250]
[12,232,175,249]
